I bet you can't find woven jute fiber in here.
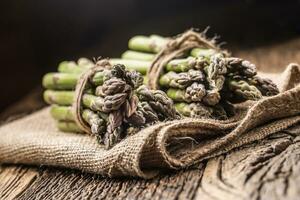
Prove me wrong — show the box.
[0,64,299,179]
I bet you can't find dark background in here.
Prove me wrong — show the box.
[1,0,300,112]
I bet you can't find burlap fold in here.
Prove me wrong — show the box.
[0,64,299,179]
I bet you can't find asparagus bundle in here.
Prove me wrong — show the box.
[43,60,178,149]
[117,34,279,119]
[42,31,280,148]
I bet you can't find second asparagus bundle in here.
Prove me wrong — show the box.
[115,33,279,119]
[43,59,178,149]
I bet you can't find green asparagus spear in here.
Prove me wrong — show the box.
[128,35,168,53]
[190,48,217,58]
[58,58,149,75]
[44,90,74,106]
[50,105,74,121]
[58,61,83,73]
[58,58,94,73]
[44,90,126,113]
[51,105,106,135]
[159,71,191,89]
[166,82,206,103]
[43,73,80,90]
[175,102,213,118]
[110,59,151,74]
[185,83,206,101]
[57,121,83,133]
[248,76,279,96]
[201,54,227,106]
[95,77,126,96]
[159,69,205,89]
[42,70,111,90]
[165,57,208,72]
[136,85,179,120]
[226,57,257,78]
[82,109,106,135]
[121,50,156,61]
[128,34,218,60]
[227,79,262,102]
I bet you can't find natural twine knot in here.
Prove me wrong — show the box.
[147,29,229,90]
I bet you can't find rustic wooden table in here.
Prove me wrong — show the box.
[1,39,300,200]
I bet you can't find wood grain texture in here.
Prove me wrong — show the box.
[0,166,38,199]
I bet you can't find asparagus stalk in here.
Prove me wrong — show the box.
[42,70,111,90]
[136,85,179,120]
[128,35,218,59]
[50,105,74,121]
[190,48,217,58]
[77,58,95,69]
[199,54,227,106]
[58,61,83,74]
[121,50,156,61]
[159,71,191,89]
[166,82,206,103]
[44,90,74,106]
[110,59,151,75]
[43,73,80,90]
[50,103,159,137]
[43,68,148,91]
[205,54,227,90]
[44,90,129,113]
[175,102,213,118]
[58,58,94,73]
[82,109,106,134]
[249,76,279,96]
[185,83,207,101]
[113,56,208,75]
[226,79,262,102]
[159,69,205,89]
[57,121,83,133]
[51,105,106,134]
[58,59,150,75]
[112,57,196,74]
[128,35,168,53]
[226,57,257,78]
[165,57,209,72]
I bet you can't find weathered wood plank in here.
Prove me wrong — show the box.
[8,166,205,200]
[0,166,38,200]
[195,128,300,200]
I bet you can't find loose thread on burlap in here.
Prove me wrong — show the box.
[147,29,229,90]
[72,59,112,134]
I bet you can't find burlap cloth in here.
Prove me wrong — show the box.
[0,63,299,178]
